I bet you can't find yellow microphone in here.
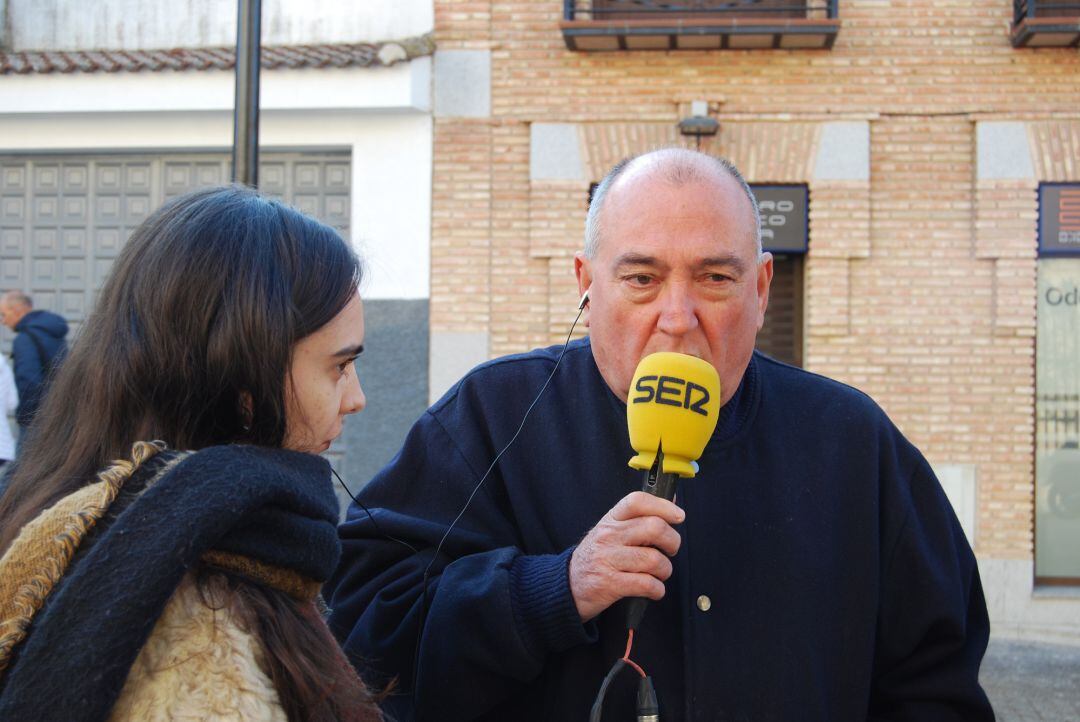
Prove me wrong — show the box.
[627,351,721,480]
[624,352,721,630]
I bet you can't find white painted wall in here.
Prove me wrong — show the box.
[0,59,430,114]
[0,72,431,301]
[10,0,433,50]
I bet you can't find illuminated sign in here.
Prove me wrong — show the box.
[1039,183,1080,256]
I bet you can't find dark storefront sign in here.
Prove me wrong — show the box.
[1039,183,1080,257]
[751,184,808,254]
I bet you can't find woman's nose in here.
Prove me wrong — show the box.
[343,369,366,415]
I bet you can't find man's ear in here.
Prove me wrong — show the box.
[574,252,593,325]
[756,252,774,331]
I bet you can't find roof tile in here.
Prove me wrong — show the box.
[0,35,434,75]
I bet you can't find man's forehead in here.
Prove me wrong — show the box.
[612,250,747,270]
[605,164,751,228]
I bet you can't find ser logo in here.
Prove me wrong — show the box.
[631,375,710,417]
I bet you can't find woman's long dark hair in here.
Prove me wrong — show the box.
[0,185,379,721]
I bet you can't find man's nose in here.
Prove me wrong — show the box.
[656,284,699,336]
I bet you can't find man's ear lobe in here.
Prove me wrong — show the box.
[574,252,593,297]
[756,252,774,327]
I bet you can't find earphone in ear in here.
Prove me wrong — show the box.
[578,288,591,310]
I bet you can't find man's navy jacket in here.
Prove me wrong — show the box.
[327,339,993,721]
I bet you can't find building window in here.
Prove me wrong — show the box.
[1011,0,1080,47]
[561,0,840,51]
[1035,182,1080,583]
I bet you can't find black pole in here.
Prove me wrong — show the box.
[232,0,261,188]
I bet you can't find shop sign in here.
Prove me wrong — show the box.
[751,184,808,254]
[1039,183,1080,256]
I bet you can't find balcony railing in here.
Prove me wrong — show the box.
[1012,0,1080,46]
[561,0,840,50]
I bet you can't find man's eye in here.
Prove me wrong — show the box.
[705,273,733,284]
[626,274,653,286]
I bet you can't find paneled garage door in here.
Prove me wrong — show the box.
[0,151,350,336]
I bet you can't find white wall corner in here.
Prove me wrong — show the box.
[348,113,432,301]
[933,462,977,546]
[977,122,1035,181]
[530,123,585,182]
[433,49,491,119]
[429,331,490,404]
[812,121,870,182]
[409,56,432,112]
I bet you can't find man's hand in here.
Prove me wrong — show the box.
[569,491,684,623]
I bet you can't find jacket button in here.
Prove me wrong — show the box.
[696,594,712,612]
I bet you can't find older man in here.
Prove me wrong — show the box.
[0,291,68,431]
[327,149,993,721]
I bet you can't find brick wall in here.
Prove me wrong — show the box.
[431,0,1080,558]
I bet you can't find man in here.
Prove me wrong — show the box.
[327,149,993,721]
[0,291,68,431]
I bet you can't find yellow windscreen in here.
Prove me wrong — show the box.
[626,352,721,478]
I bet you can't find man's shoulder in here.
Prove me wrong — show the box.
[753,351,890,422]
[431,337,593,413]
[19,310,68,339]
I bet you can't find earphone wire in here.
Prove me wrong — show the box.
[332,466,418,555]
[328,299,587,711]
[410,300,587,707]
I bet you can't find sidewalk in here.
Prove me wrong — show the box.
[980,638,1080,721]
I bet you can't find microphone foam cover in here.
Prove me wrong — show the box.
[626,352,721,478]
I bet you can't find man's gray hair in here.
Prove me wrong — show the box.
[1,290,32,309]
[584,148,762,259]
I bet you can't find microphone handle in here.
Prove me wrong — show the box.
[642,468,679,502]
[626,457,680,630]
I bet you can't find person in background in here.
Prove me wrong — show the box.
[0,290,68,434]
[0,186,382,722]
[0,354,16,471]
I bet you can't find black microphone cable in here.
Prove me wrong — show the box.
[590,628,659,722]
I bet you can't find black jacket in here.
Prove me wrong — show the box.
[12,309,68,426]
[327,339,994,722]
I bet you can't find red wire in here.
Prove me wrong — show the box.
[622,629,647,678]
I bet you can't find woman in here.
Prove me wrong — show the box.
[0,186,381,721]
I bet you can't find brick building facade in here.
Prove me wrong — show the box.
[428,0,1080,640]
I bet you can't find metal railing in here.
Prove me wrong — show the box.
[564,0,839,21]
[1037,394,1080,454]
[1014,0,1080,24]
